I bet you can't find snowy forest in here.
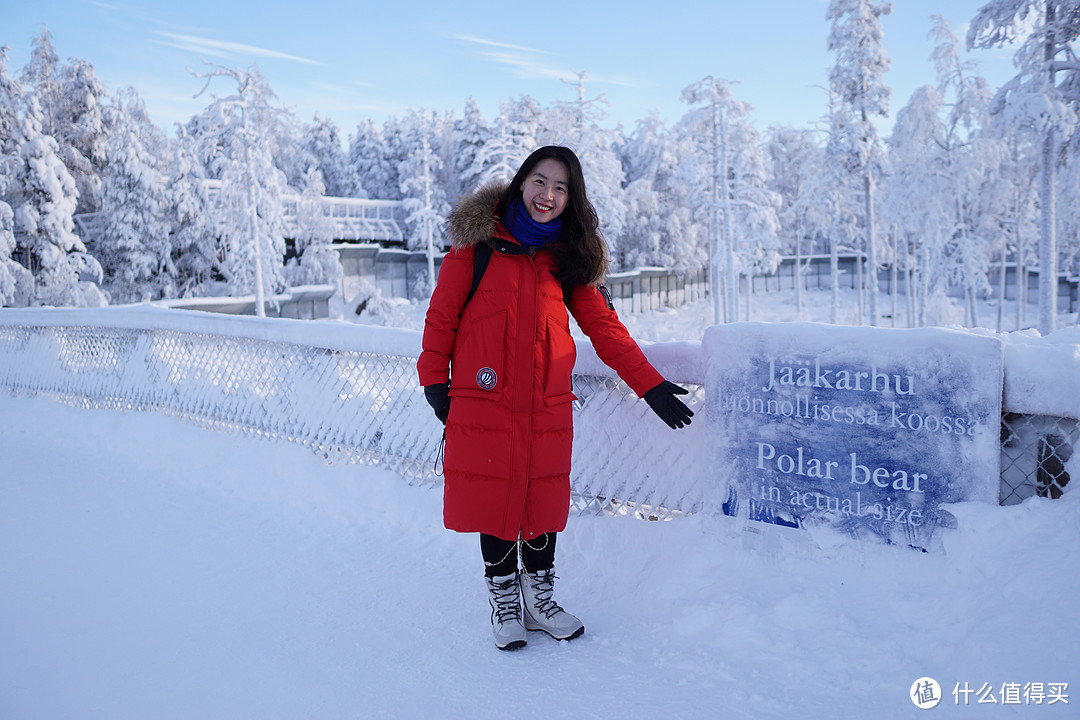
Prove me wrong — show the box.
[2,1,1080,334]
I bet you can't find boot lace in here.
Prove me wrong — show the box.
[489,576,522,623]
[527,570,565,620]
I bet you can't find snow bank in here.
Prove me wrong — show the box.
[1003,327,1080,419]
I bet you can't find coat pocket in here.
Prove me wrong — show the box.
[544,315,577,405]
[451,310,507,400]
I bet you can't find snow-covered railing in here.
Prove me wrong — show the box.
[0,307,705,519]
[155,284,336,320]
[0,307,1074,518]
[281,193,405,243]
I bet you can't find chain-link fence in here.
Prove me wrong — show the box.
[0,316,706,519]
[0,314,1071,519]
[1000,412,1076,505]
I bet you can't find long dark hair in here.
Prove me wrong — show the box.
[497,146,609,288]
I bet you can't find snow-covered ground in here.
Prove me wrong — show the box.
[1,288,1077,719]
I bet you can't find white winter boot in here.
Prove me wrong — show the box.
[485,573,527,651]
[520,568,585,641]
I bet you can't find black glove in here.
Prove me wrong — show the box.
[424,382,451,424]
[643,380,693,429]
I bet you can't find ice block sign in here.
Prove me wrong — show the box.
[704,323,1003,549]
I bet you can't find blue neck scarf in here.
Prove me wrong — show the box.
[504,198,564,247]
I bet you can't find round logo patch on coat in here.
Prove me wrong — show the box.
[476,367,498,390]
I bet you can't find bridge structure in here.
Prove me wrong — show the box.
[73,179,406,246]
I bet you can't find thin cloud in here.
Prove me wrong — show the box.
[452,33,637,88]
[452,34,573,82]
[451,34,548,55]
[154,31,321,66]
[481,50,570,81]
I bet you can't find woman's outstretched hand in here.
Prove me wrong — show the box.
[424,382,451,424]
[643,380,694,429]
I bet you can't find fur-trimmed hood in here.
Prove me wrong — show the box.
[446,182,508,250]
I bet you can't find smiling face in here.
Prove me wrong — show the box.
[520,158,570,223]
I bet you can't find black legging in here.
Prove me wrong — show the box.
[480,532,556,578]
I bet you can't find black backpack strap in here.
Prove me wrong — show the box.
[560,282,613,310]
[465,241,493,305]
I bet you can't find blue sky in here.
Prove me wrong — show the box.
[4,0,1020,139]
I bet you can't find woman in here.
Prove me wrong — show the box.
[418,146,692,651]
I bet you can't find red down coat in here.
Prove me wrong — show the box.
[417,184,664,541]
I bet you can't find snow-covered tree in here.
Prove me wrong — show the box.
[0,200,33,307]
[995,128,1042,330]
[19,27,61,136]
[451,97,491,199]
[96,87,174,302]
[680,76,781,323]
[11,103,104,307]
[270,116,312,193]
[167,126,218,298]
[618,178,666,269]
[21,28,110,213]
[679,76,738,324]
[728,126,783,321]
[0,48,33,307]
[377,114,416,202]
[885,50,1003,331]
[300,114,356,197]
[0,48,25,185]
[549,72,628,266]
[968,0,1080,332]
[190,63,290,315]
[886,85,953,327]
[400,130,450,294]
[930,16,1006,328]
[765,127,823,253]
[55,58,110,213]
[6,40,103,308]
[0,49,21,159]
[284,167,341,287]
[765,126,828,319]
[469,96,543,186]
[885,17,1005,329]
[827,0,893,325]
[620,112,674,187]
[618,112,703,273]
[347,119,392,200]
[820,90,865,324]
